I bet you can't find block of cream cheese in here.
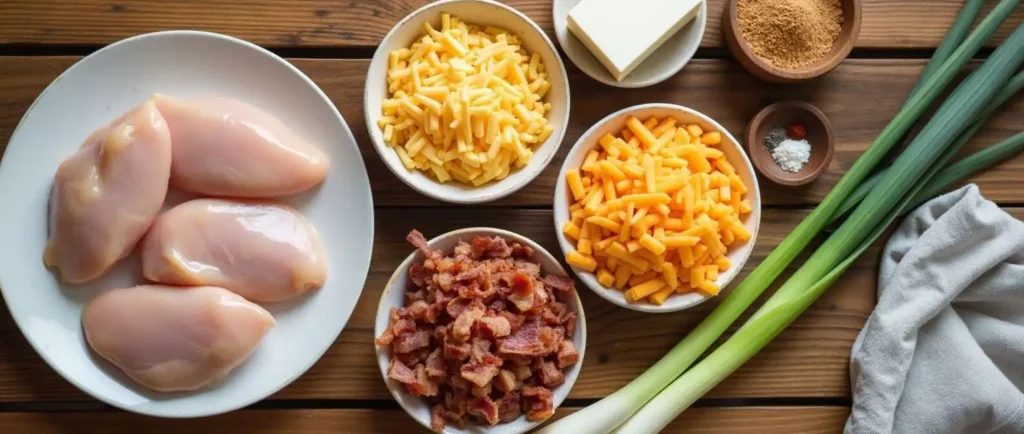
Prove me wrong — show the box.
[567,0,702,81]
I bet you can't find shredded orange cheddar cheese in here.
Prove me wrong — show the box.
[562,115,753,305]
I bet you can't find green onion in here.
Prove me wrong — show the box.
[612,21,1024,434]
[831,70,1024,225]
[908,130,1024,213]
[909,0,984,97]
[536,2,1021,432]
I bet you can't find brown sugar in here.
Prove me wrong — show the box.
[737,0,843,69]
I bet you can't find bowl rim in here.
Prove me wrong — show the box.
[723,0,862,82]
[552,103,762,313]
[363,0,571,204]
[374,227,588,434]
[551,0,708,88]
[745,100,835,186]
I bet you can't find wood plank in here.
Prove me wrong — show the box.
[2,57,1022,207]
[0,407,850,433]
[15,207,1020,403]
[0,0,1020,49]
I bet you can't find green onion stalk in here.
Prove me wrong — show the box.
[613,22,1024,434]
[830,70,1024,225]
[536,2,1021,432]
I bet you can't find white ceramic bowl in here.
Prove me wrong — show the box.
[553,104,761,313]
[553,0,707,88]
[364,0,571,204]
[0,31,374,417]
[375,228,586,434]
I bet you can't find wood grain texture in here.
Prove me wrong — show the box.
[1,57,1022,208]
[0,0,1020,49]
[0,407,851,433]
[18,206,1021,403]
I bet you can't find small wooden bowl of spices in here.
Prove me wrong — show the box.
[746,101,834,186]
[722,0,861,83]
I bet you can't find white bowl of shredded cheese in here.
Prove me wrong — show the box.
[365,0,570,204]
[553,103,762,313]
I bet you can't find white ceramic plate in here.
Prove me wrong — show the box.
[553,104,761,313]
[375,228,586,434]
[0,31,374,417]
[553,0,707,88]
[365,0,570,204]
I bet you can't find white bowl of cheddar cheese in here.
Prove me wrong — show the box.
[552,103,762,313]
[365,0,570,204]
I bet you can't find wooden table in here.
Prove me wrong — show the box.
[1,1,1021,432]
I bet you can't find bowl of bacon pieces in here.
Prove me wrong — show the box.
[375,228,586,433]
[554,103,762,313]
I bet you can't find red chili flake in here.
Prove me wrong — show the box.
[786,124,807,140]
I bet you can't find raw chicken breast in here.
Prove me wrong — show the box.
[141,199,328,302]
[153,94,329,198]
[44,100,172,283]
[83,285,275,392]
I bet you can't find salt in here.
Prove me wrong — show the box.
[771,139,811,172]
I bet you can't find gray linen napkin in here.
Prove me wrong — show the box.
[845,185,1024,434]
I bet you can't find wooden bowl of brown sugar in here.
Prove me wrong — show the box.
[722,0,861,83]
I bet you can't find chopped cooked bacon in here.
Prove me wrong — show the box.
[409,300,429,320]
[469,397,500,425]
[379,231,581,431]
[511,363,532,380]
[540,306,560,326]
[387,318,417,338]
[461,359,500,387]
[433,272,455,292]
[470,237,490,259]
[537,360,565,387]
[495,369,518,393]
[375,327,396,346]
[387,359,417,385]
[431,404,446,432]
[446,297,471,318]
[557,341,580,369]
[485,237,512,258]
[543,275,576,293]
[448,375,473,392]
[471,382,491,398]
[539,326,564,355]
[444,390,469,427]
[436,257,456,273]
[514,260,541,278]
[393,330,431,354]
[476,315,511,338]
[508,272,535,312]
[457,279,496,300]
[444,338,471,361]
[499,320,547,356]
[455,268,481,283]
[452,302,485,342]
[522,386,555,422]
[423,303,442,324]
[425,348,447,381]
[511,243,533,259]
[563,312,578,339]
[453,240,473,258]
[470,338,492,361]
[407,230,432,255]
[409,264,430,287]
[405,289,426,304]
[496,391,523,422]
[408,364,440,397]
[499,310,525,331]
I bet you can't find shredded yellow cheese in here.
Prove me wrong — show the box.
[378,14,553,186]
[562,115,754,305]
